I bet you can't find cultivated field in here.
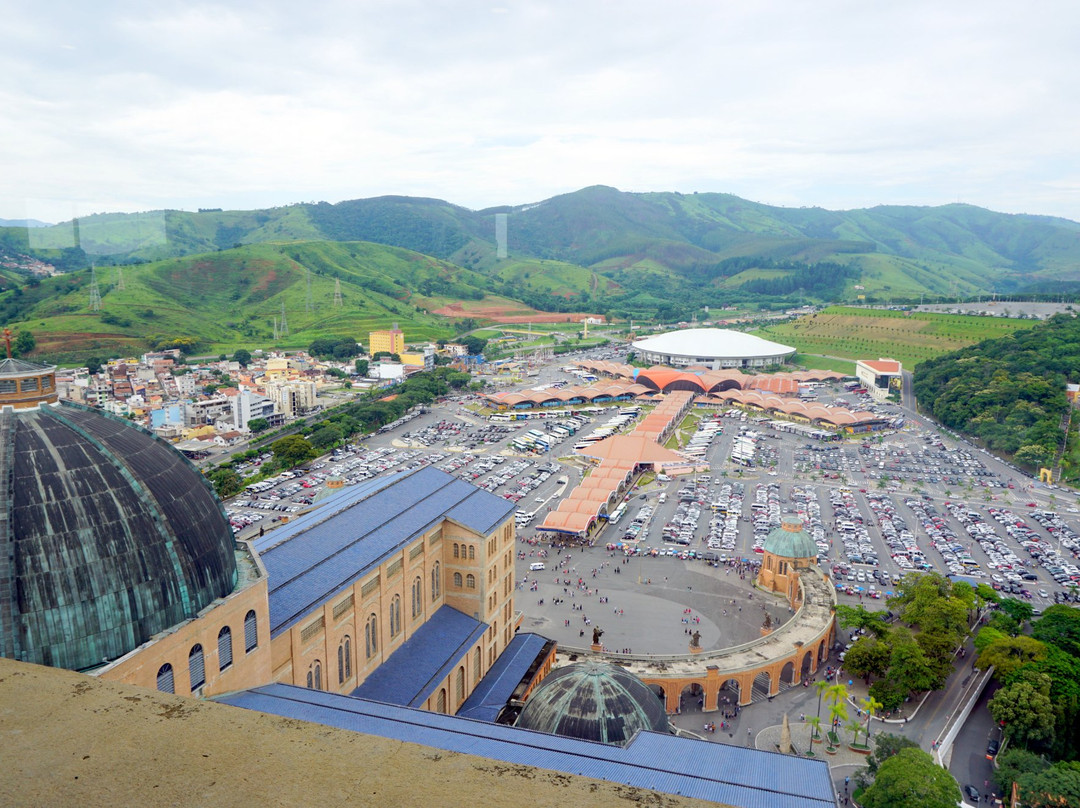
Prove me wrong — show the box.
[756,306,1035,368]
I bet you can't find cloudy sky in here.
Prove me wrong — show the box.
[3,0,1079,224]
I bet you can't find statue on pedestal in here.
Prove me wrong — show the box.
[592,626,603,645]
[690,630,701,648]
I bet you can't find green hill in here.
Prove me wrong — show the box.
[6,187,1080,322]
[2,241,496,362]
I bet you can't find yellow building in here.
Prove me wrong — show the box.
[369,325,405,356]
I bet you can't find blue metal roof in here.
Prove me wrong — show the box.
[456,633,550,723]
[352,606,487,708]
[215,685,836,808]
[257,467,515,636]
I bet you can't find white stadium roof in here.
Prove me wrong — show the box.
[632,328,795,360]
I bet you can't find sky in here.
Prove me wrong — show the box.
[3,0,1080,224]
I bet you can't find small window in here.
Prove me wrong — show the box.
[390,595,401,638]
[189,644,205,690]
[456,666,465,702]
[20,377,39,392]
[437,688,447,713]
[365,613,378,658]
[338,643,345,684]
[453,572,463,588]
[466,573,476,589]
[344,636,351,679]
[431,562,441,601]
[308,659,322,690]
[412,576,423,619]
[468,545,475,560]
[156,663,174,694]
[244,610,258,652]
[217,625,233,671]
[453,543,460,559]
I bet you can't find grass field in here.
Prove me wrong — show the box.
[790,354,857,375]
[755,306,1035,369]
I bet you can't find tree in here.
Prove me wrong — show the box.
[460,335,487,355]
[1031,604,1080,658]
[1020,762,1080,807]
[207,467,243,499]
[232,348,251,367]
[869,677,907,713]
[248,417,269,434]
[355,358,369,377]
[861,695,883,743]
[1000,597,1035,625]
[807,715,822,743]
[14,330,35,356]
[86,357,103,375]
[308,423,343,451]
[814,679,830,720]
[976,635,1046,680]
[844,637,891,684]
[989,672,1055,748]
[835,604,891,638]
[270,435,316,468]
[860,748,961,808]
[866,732,919,776]
[888,630,939,695]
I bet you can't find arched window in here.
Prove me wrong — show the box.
[344,636,351,679]
[189,644,205,691]
[456,666,465,702]
[473,648,481,682]
[466,573,476,589]
[156,663,174,694]
[411,576,423,619]
[309,660,321,690]
[453,543,459,559]
[431,562,441,601]
[453,572,463,588]
[338,643,345,684]
[307,670,313,688]
[217,625,233,671]
[437,688,447,714]
[244,610,258,652]
[390,595,401,637]
[468,545,475,560]
[365,613,378,658]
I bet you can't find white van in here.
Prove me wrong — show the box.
[658,493,667,504]
[529,562,546,571]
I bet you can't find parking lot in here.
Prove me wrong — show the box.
[229,347,1080,611]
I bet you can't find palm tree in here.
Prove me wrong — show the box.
[814,679,830,720]
[826,681,848,713]
[807,715,822,744]
[828,702,848,745]
[845,718,863,746]
[860,696,883,745]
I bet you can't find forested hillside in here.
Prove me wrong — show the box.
[913,314,1080,469]
[5,187,1080,320]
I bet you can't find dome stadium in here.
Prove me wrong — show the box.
[632,328,795,369]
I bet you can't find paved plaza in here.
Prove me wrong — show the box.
[516,541,793,655]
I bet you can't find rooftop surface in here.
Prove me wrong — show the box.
[352,605,487,707]
[457,632,552,723]
[218,683,836,808]
[632,329,796,359]
[256,466,515,637]
[1,658,717,808]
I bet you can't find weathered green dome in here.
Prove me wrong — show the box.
[763,516,818,559]
[515,660,671,746]
[3,400,237,672]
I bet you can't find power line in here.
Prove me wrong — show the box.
[88,264,101,311]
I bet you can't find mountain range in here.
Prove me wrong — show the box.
[3,186,1080,360]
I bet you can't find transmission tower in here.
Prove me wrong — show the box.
[306,268,313,313]
[279,301,289,336]
[88,264,102,311]
[272,316,279,341]
[116,265,125,291]
[333,278,343,307]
